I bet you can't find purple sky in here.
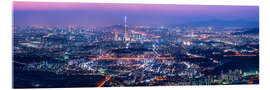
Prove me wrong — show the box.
[13,2,259,26]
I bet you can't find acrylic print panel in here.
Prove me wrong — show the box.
[13,1,259,88]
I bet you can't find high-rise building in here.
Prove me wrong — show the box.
[124,16,131,48]
[124,16,128,42]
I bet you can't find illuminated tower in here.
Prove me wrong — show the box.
[123,16,130,48]
[124,16,128,42]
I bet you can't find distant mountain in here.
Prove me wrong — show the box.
[232,28,259,35]
[242,28,259,34]
[110,24,125,29]
[188,19,259,27]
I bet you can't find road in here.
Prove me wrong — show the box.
[97,76,111,87]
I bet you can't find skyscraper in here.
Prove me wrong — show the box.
[124,16,130,48]
[124,16,128,42]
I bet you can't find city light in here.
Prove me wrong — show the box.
[13,2,259,88]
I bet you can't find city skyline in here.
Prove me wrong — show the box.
[13,2,259,88]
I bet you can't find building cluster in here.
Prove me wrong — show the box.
[13,17,259,87]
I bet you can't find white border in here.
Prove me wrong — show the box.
[1,0,270,90]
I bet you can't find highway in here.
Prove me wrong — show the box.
[97,76,111,87]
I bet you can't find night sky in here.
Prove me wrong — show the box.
[13,2,259,26]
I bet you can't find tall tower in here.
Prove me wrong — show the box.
[124,16,128,42]
[124,16,130,48]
